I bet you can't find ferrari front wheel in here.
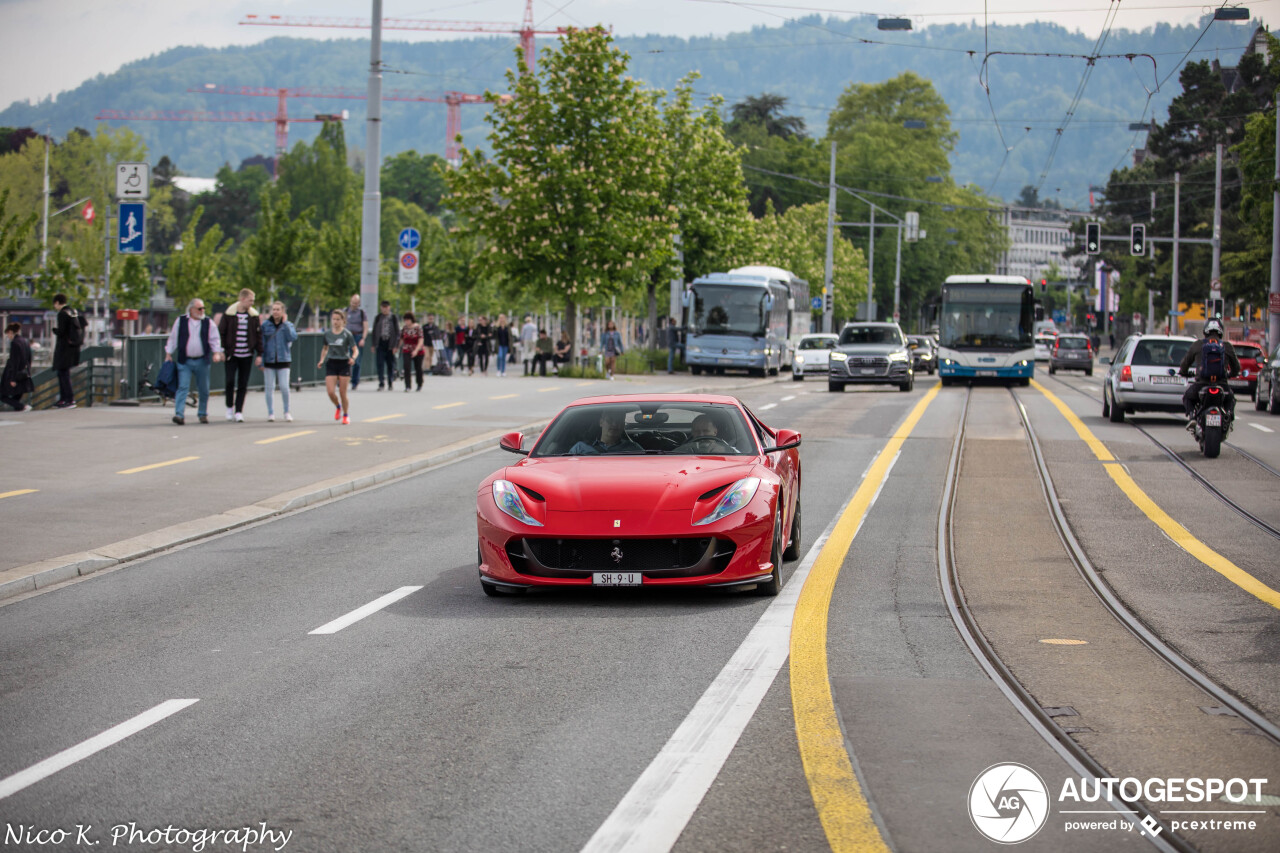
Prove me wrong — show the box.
[783,497,801,561]
[755,509,784,596]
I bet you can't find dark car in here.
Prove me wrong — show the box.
[906,335,936,375]
[1254,342,1280,414]
[828,322,913,393]
[1228,340,1266,400]
[1048,334,1093,375]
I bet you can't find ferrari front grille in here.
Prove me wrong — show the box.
[508,537,736,578]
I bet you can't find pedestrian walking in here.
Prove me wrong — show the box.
[1,323,34,412]
[260,300,297,422]
[442,321,456,368]
[400,313,425,391]
[454,316,474,374]
[345,294,369,389]
[666,315,685,374]
[370,300,400,390]
[474,315,493,376]
[494,314,511,377]
[50,293,87,409]
[421,313,439,375]
[319,309,358,425]
[520,314,537,374]
[217,288,261,422]
[602,320,624,380]
[164,298,225,425]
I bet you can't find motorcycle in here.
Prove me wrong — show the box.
[1189,381,1235,458]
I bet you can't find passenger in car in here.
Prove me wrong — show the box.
[568,410,644,455]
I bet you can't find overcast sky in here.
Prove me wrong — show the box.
[3,0,1269,109]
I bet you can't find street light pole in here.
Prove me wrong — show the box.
[823,142,835,334]
[1270,98,1280,354]
[359,0,383,318]
[865,206,875,321]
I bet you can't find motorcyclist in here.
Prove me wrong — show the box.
[1178,317,1240,419]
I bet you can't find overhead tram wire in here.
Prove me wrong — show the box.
[685,1,1242,17]
[740,163,1025,214]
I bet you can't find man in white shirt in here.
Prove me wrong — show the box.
[520,315,538,374]
[164,298,225,425]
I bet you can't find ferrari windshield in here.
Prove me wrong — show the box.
[531,402,758,457]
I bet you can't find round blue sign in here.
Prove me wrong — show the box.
[398,228,421,250]
[811,296,823,310]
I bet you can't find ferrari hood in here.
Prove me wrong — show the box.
[504,457,762,511]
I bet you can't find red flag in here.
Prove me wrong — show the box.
[82,200,95,224]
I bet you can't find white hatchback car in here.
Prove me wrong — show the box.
[791,333,839,381]
[1033,333,1057,361]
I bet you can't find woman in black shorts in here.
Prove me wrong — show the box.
[319,309,359,425]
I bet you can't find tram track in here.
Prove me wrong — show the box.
[939,384,1280,851]
[1043,372,1280,542]
[938,386,1190,853]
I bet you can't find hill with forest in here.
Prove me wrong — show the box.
[0,13,1265,207]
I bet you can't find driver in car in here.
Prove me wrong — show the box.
[569,409,644,455]
[678,413,737,452]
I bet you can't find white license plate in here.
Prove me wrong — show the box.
[860,368,877,374]
[592,572,642,586]
[1150,375,1182,385]
[1205,412,1222,427]
[717,358,734,364]
[976,370,997,377]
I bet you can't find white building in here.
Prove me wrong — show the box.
[995,206,1090,284]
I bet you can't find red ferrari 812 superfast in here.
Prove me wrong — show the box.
[476,395,802,596]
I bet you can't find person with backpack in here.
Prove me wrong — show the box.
[345,294,369,390]
[1178,317,1241,419]
[51,293,88,409]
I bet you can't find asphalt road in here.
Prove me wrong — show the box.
[2,372,1278,852]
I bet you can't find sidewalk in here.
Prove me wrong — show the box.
[0,369,775,602]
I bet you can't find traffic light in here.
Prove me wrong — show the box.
[1130,223,1146,256]
[1085,222,1101,255]
[1206,297,1224,319]
[1040,278,1047,294]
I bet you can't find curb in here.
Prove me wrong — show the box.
[0,422,547,603]
[0,376,781,604]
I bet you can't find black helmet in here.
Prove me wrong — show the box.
[1202,317,1224,338]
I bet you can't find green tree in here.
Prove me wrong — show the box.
[165,206,231,308]
[194,163,272,246]
[448,27,673,342]
[727,94,807,140]
[0,188,38,289]
[31,245,88,307]
[645,74,754,334]
[747,201,867,321]
[381,151,449,216]
[240,186,314,303]
[277,119,352,227]
[307,191,361,321]
[112,253,154,309]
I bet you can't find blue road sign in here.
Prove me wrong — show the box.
[398,228,421,251]
[118,203,145,254]
[811,296,823,310]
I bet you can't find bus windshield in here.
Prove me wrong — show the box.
[690,284,767,338]
[940,285,1033,350]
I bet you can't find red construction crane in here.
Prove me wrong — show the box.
[189,84,502,166]
[240,0,565,71]
[94,109,344,176]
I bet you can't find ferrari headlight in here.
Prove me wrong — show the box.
[693,477,761,526]
[830,352,848,361]
[492,479,542,527]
